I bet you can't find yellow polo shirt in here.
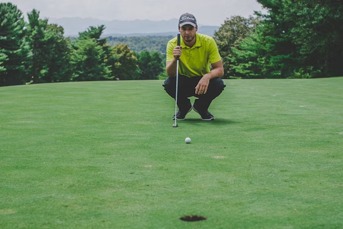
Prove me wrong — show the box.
[166,33,222,78]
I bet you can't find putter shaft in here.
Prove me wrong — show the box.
[173,59,179,127]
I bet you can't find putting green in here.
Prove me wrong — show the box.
[0,78,342,228]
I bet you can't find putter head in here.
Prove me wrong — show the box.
[173,124,178,128]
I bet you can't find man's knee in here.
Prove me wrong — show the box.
[210,77,225,89]
[207,78,226,97]
[163,77,176,97]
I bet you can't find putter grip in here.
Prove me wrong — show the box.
[177,33,180,60]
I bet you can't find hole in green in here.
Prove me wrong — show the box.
[180,215,207,222]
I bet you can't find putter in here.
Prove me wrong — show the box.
[173,33,181,128]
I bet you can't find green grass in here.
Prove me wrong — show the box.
[1,78,343,228]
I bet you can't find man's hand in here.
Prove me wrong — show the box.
[194,61,224,93]
[195,74,211,95]
[173,46,182,60]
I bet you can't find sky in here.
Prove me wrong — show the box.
[4,0,266,26]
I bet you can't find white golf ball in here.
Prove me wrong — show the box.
[185,137,191,144]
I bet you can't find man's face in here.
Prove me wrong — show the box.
[179,25,197,43]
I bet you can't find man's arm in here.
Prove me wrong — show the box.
[195,60,224,95]
[207,60,224,79]
[166,46,182,77]
[166,60,177,77]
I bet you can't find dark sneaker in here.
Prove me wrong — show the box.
[172,106,192,120]
[193,105,214,121]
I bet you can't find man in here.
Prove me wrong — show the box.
[163,13,226,121]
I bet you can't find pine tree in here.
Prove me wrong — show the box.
[230,32,264,78]
[0,3,29,86]
[41,24,72,82]
[234,0,343,78]
[26,9,51,83]
[71,38,111,81]
[72,25,112,80]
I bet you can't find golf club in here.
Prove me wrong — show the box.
[173,33,181,128]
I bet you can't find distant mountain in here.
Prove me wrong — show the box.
[47,17,220,37]
[197,26,220,37]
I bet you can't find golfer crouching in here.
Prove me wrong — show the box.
[163,13,226,121]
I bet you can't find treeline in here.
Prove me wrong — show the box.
[1,1,343,86]
[107,36,173,55]
[214,0,343,79]
[0,3,164,86]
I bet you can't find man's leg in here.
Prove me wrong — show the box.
[163,75,193,120]
[193,77,226,120]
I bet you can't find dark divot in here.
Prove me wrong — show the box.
[180,215,207,222]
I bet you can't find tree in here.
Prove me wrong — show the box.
[149,51,164,79]
[280,0,343,77]
[214,16,260,78]
[40,24,72,82]
[71,38,111,81]
[0,3,29,86]
[78,25,107,47]
[72,25,112,80]
[103,44,121,79]
[110,44,138,80]
[0,53,8,73]
[230,30,265,78]
[26,9,51,83]
[232,0,343,78]
[136,50,163,80]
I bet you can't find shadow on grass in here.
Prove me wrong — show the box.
[183,118,238,125]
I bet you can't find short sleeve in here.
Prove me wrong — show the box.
[208,38,222,64]
[166,40,175,62]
